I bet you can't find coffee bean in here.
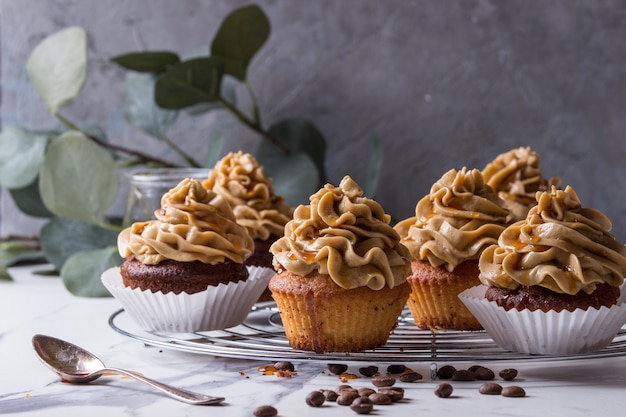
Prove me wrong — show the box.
[501,386,526,397]
[436,365,456,379]
[369,392,392,405]
[321,389,338,401]
[274,361,295,372]
[337,390,360,405]
[386,364,407,374]
[253,405,278,417]
[478,382,503,395]
[358,365,379,377]
[399,369,423,382]
[378,387,404,402]
[499,368,518,381]
[358,387,376,397]
[434,383,454,398]
[350,397,374,414]
[337,384,354,392]
[472,366,495,381]
[306,391,325,407]
[371,376,396,387]
[451,370,476,381]
[328,364,349,375]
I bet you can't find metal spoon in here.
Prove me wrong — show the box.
[32,334,224,405]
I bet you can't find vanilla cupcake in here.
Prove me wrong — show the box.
[460,185,626,354]
[102,178,272,332]
[269,176,412,353]
[394,168,509,330]
[482,146,560,223]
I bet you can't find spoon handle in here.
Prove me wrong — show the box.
[99,367,224,405]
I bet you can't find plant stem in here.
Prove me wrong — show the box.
[161,134,202,167]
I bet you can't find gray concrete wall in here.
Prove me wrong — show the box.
[2,0,626,240]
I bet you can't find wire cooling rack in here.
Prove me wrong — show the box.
[109,302,626,364]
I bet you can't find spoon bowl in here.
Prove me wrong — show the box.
[32,334,224,405]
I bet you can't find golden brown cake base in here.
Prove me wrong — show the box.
[485,283,620,313]
[269,270,411,353]
[407,259,483,331]
[120,256,248,295]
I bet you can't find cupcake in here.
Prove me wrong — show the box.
[269,176,412,353]
[460,185,626,354]
[394,167,509,330]
[481,146,560,223]
[203,152,293,301]
[102,178,272,332]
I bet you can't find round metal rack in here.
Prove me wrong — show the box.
[109,302,626,364]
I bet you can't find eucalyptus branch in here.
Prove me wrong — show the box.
[217,96,290,155]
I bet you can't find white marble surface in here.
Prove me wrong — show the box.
[2,264,626,416]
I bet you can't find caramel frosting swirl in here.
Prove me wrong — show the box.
[203,151,293,241]
[118,178,254,265]
[482,146,560,222]
[270,176,412,290]
[395,168,509,272]
[479,185,626,295]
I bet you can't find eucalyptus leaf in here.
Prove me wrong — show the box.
[258,118,327,183]
[26,26,87,114]
[154,57,224,109]
[260,151,319,206]
[61,246,122,297]
[184,75,237,116]
[0,264,10,281]
[122,72,178,140]
[9,177,53,218]
[204,129,225,168]
[39,216,120,271]
[39,131,119,224]
[211,4,270,80]
[0,126,49,189]
[111,51,180,73]
[365,133,382,198]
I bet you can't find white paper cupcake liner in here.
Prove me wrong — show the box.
[101,265,274,333]
[458,285,626,355]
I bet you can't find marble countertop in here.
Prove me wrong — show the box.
[2,263,626,417]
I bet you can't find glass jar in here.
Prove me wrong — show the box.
[122,168,209,226]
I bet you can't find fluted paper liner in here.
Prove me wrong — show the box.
[101,266,274,332]
[459,285,626,355]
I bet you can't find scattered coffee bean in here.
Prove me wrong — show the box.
[350,397,374,414]
[369,392,393,405]
[434,383,454,398]
[378,387,404,402]
[274,361,295,372]
[328,364,349,375]
[337,390,360,405]
[253,405,278,417]
[451,369,476,381]
[478,382,503,395]
[321,389,338,402]
[499,368,519,381]
[358,387,376,397]
[386,364,407,374]
[436,365,456,379]
[371,375,396,387]
[472,366,495,381]
[306,390,326,407]
[358,365,379,377]
[336,384,354,392]
[501,386,526,398]
[399,369,423,383]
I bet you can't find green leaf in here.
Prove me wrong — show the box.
[0,264,10,281]
[39,131,119,224]
[365,133,383,198]
[260,118,327,182]
[26,26,87,114]
[204,129,225,168]
[61,246,122,297]
[261,152,319,206]
[0,239,44,274]
[185,74,238,116]
[0,126,49,189]
[9,177,53,218]
[211,4,270,80]
[111,51,180,72]
[122,72,178,140]
[154,57,224,109]
[39,216,120,271]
